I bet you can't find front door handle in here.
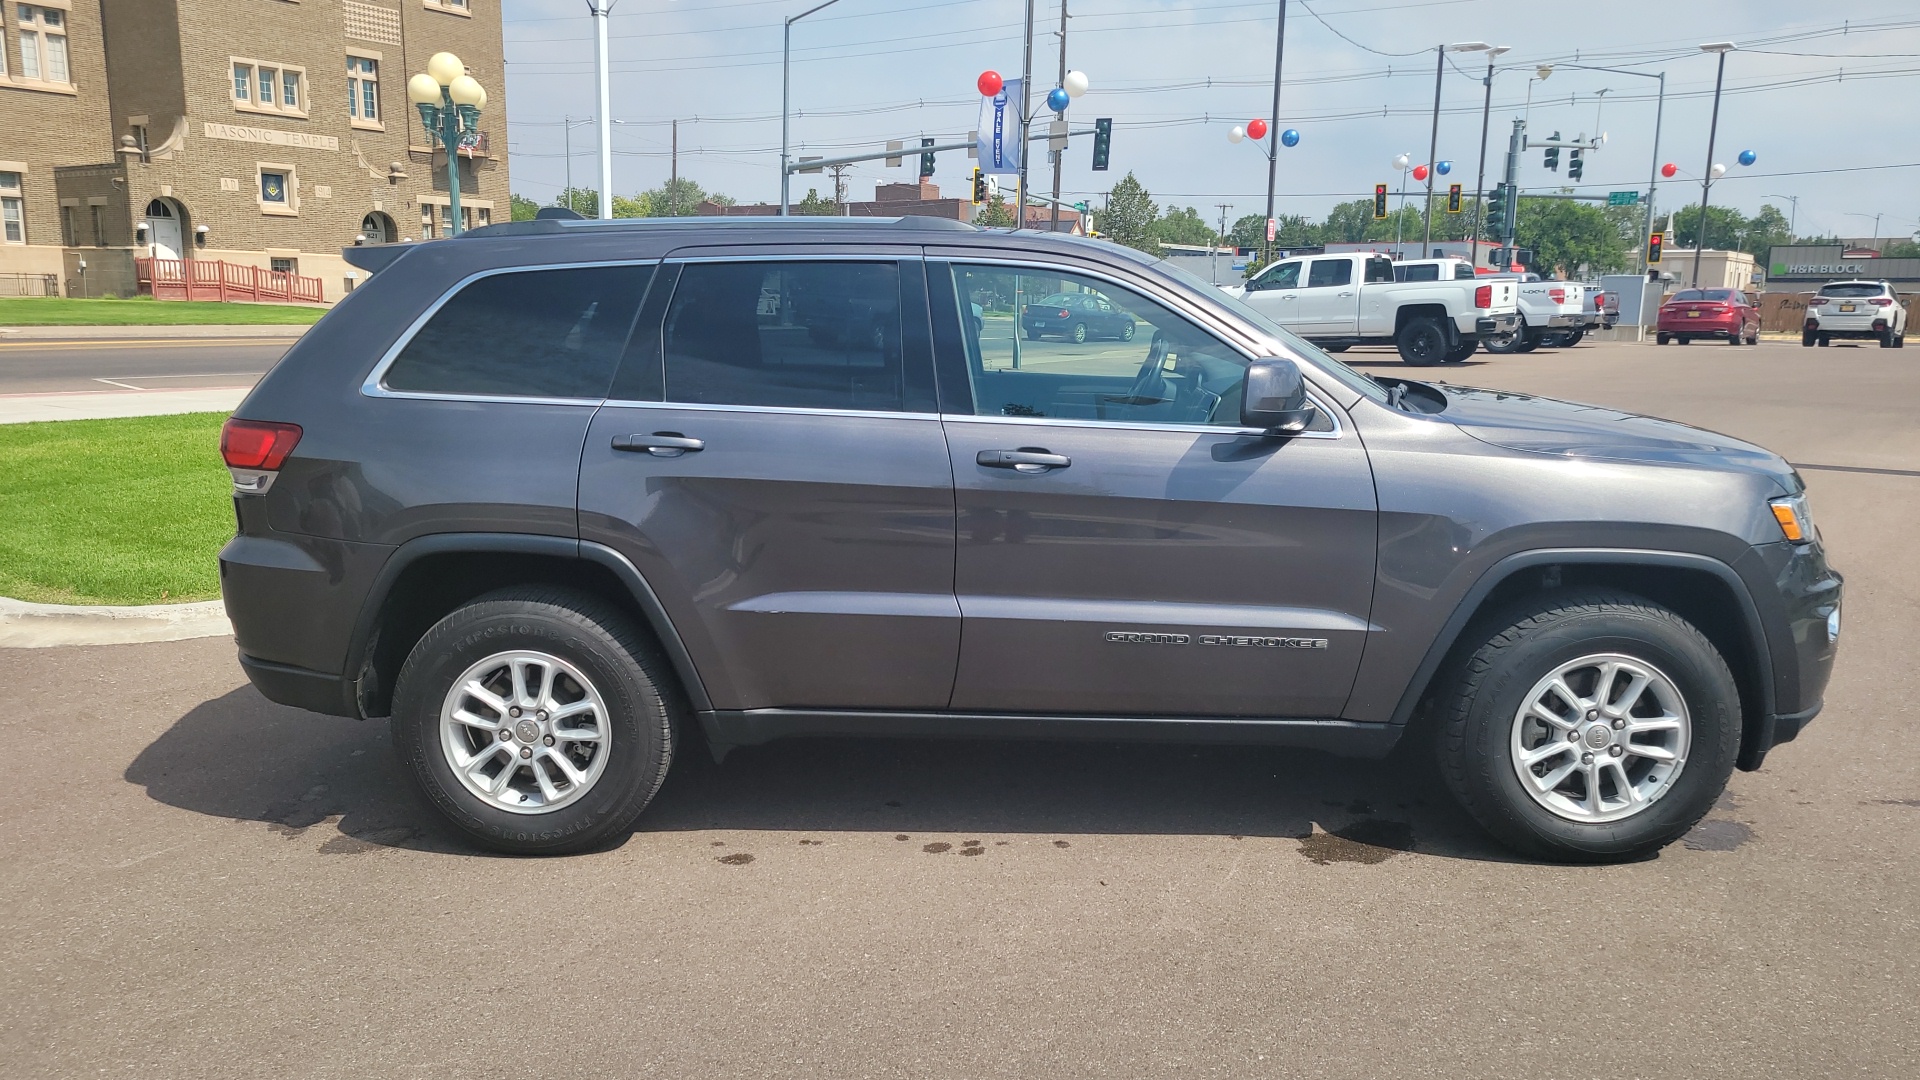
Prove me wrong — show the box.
[977,448,1070,472]
[613,433,704,457]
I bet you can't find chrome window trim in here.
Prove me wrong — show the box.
[360,258,661,403]
[598,399,937,423]
[938,390,1343,441]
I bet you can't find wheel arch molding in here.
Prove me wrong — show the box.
[1387,548,1778,759]
[345,533,713,720]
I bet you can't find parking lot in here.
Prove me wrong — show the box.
[3,337,1916,1078]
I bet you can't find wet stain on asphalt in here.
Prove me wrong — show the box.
[895,834,910,841]
[797,839,823,846]
[958,840,985,856]
[1053,840,1071,848]
[717,852,755,865]
[1684,819,1754,851]
[922,842,952,853]
[1872,798,1920,808]
[1297,820,1415,865]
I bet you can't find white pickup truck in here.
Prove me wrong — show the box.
[1483,272,1588,353]
[1226,252,1518,365]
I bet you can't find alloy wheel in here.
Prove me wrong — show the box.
[438,650,611,814]
[1509,653,1691,824]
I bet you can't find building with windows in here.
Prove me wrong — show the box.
[0,0,506,302]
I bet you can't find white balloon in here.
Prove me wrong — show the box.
[1228,126,1245,144]
[1393,153,1411,170]
[1063,70,1089,98]
[1710,162,1728,178]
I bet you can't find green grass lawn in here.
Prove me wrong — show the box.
[0,413,231,605]
[0,296,325,326]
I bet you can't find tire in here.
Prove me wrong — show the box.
[1483,322,1527,354]
[1658,332,1672,346]
[1726,330,1740,346]
[1396,318,1448,366]
[390,586,679,855]
[1513,331,1540,354]
[1898,333,1907,349]
[1070,321,1088,344]
[1561,330,1585,347]
[1120,321,1136,342]
[1435,589,1741,863]
[1817,335,1830,347]
[1442,339,1476,363]
[1025,328,1042,341]
[1801,330,1816,347]
[1677,335,1691,345]
[1881,328,1896,348]
[1321,343,1351,353]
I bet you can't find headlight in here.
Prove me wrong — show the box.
[1770,493,1814,544]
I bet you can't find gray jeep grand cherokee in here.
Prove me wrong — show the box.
[219,216,1840,862]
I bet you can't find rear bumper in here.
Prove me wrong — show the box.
[1474,313,1519,336]
[1807,318,1889,338]
[1658,320,1740,336]
[1538,313,1582,329]
[238,652,358,718]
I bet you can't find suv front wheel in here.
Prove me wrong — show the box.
[390,587,678,854]
[1436,590,1740,863]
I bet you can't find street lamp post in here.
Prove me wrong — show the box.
[781,0,844,217]
[1424,42,1490,255]
[1534,62,1668,274]
[1691,42,1736,288]
[1765,193,1800,238]
[585,1,616,220]
[1392,153,1411,256]
[1468,45,1510,269]
[1845,212,1884,245]
[408,52,486,237]
[1263,0,1288,266]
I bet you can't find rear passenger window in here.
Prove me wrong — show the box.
[383,265,650,399]
[663,261,910,412]
[1397,263,1439,282]
[1308,259,1352,288]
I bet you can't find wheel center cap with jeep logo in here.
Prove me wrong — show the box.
[1583,724,1614,750]
[514,719,541,743]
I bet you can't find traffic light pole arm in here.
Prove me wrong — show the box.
[783,129,1097,175]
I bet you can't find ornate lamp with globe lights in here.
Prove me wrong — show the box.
[1226,120,1301,263]
[408,52,486,237]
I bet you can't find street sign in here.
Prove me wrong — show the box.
[1266,217,1276,242]
[1608,190,1640,207]
[885,141,903,168]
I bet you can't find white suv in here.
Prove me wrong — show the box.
[1804,280,1907,348]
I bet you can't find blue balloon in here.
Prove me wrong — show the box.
[1046,86,1071,112]
[1436,160,1453,175]
[1280,128,1300,147]
[1738,149,1757,166]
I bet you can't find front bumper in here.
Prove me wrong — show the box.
[1738,539,1843,770]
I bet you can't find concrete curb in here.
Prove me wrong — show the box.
[0,597,232,649]
[0,323,310,341]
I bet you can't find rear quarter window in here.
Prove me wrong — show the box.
[381,264,653,399]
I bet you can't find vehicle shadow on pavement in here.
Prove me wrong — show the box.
[127,686,1524,863]
[1342,359,1491,369]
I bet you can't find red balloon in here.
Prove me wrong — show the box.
[1247,119,1269,141]
[1661,162,1678,178]
[1412,163,1429,182]
[977,70,1004,97]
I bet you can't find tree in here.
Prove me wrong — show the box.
[643,177,710,217]
[510,193,542,222]
[552,187,598,218]
[611,192,653,218]
[1229,214,1268,250]
[1099,172,1159,254]
[1881,238,1920,259]
[1151,205,1215,247]
[977,195,1016,228]
[1740,204,1793,259]
[1515,198,1631,277]
[1668,204,1747,252]
[792,187,838,216]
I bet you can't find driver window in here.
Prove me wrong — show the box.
[951,263,1255,427]
[1253,260,1300,291]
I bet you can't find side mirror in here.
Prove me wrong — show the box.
[1241,358,1315,434]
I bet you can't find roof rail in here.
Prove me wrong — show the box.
[464,214,979,238]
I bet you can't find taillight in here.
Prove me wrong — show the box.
[1058,308,1071,317]
[1474,285,1491,308]
[221,418,301,495]
[1548,288,1566,304]
[1807,297,1828,307]
[1869,297,1894,306]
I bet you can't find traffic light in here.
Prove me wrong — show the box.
[919,137,935,179]
[1485,182,1508,236]
[1373,183,1389,219]
[1567,148,1584,181]
[1647,231,1663,265]
[1446,183,1463,213]
[1544,132,1560,172]
[1091,118,1113,171]
[971,168,988,206]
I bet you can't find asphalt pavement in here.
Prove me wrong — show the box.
[0,336,292,422]
[3,338,1917,1078]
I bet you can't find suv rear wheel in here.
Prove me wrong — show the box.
[1436,590,1739,863]
[390,586,678,854]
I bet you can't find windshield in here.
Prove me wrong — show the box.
[1672,289,1734,302]
[1149,258,1391,403]
[1819,282,1885,298]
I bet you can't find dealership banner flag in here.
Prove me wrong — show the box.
[977,78,1023,176]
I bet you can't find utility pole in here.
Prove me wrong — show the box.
[564,115,574,213]
[670,118,678,204]
[1215,202,1233,285]
[1263,0,1287,267]
[1422,44,1444,255]
[1691,44,1734,288]
[1049,1,1069,234]
[1502,118,1523,254]
[829,164,851,214]
[1016,0,1035,230]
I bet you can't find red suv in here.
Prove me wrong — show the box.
[1656,288,1761,346]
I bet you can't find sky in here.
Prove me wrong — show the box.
[497,0,1920,241]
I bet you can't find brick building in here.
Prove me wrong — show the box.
[0,0,506,302]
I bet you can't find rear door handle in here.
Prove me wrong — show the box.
[977,448,1070,472]
[613,433,704,457]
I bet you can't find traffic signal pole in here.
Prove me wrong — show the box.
[1503,118,1522,254]
[1470,52,1496,268]
[1263,0,1287,267]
